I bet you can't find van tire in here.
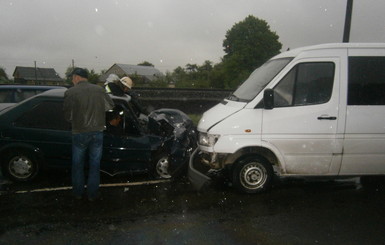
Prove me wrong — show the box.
[232,156,273,193]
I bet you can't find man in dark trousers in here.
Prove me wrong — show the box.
[64,68,114,201]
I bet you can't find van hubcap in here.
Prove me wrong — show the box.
[240,163,267,189]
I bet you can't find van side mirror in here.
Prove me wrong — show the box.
[263,89,274,110]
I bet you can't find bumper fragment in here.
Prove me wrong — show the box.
[188,148,211,190]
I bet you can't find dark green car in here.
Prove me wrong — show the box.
[0,88,197,182]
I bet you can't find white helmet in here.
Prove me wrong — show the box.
[105,74,120,84]
[120,76,133,89]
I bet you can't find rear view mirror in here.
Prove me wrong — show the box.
[263,89,274,110]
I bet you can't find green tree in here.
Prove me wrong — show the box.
[217,15,282,89]
[65,66,74,85]
[171,62,212,88]
[87,69,100,84]
[209,62,227,89]
[185,63,198,73]
[198,60,213,73]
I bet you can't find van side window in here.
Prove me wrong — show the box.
[273,62,335,107]
[348,57,385,105]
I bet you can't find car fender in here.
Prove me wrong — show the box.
[0,142,46,167]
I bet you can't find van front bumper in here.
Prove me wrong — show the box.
[188,148,212,190]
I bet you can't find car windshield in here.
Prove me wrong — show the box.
[229,58,293,102]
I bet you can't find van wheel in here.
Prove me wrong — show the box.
[3,150,39,182]
[232,156,273,193]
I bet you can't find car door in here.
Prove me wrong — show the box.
[101,104,152,174]
[12,99,72,167]
[102,133,152,174]
[262,57,343,175]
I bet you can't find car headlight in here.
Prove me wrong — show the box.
[199,133,220,147]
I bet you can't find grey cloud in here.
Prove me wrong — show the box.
[0,0,384,77]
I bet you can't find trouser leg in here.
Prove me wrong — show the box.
[72,133,87,197]
[87,132,103,199]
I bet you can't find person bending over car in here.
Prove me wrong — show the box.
[105,75,148,116]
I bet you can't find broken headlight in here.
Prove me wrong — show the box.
[198,132,219,147]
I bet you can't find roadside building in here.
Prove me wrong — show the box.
[13,66,64,85]
[100,63,163,85]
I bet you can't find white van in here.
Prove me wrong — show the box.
[189,43,385,193]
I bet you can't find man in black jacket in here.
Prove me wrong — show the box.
[64,68,114,201]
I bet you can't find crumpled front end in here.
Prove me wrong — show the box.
[148,108,197,176]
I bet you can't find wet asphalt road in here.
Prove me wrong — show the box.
[1,172,385,245]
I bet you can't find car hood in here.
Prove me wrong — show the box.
[147,108,195,138]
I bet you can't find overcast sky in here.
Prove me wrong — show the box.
[1,0,384,78]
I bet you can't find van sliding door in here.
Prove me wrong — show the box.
[341,55,385,174]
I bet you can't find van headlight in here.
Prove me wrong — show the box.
[199,133,220,147]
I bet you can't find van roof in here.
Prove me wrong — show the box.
[274,42,385,59]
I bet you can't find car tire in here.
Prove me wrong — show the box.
[152,154,172,179]
[2,150,39,182]
[232,156,273,194]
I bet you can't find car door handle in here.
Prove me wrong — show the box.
[317,116,337,120]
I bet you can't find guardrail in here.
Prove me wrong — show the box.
[135,88,233,114]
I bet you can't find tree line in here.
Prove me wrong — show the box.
[1,15,282,90]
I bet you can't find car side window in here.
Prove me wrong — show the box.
[14,101,71,131]
[273,62,335,107]
[348,56,385,105]
[14,89,39,103]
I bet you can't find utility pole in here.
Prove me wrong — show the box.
[34,61,38,85]
[343,0,353,43]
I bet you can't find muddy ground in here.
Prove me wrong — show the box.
[1,173,385,245]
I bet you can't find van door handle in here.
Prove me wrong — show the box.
[317,116,337,120]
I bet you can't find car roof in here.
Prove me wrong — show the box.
[38,88,68,98]
[32,87,131,102]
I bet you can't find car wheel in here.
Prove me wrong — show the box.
[153,154,172,179]
[3,150,39,182]
[232,156,273,194]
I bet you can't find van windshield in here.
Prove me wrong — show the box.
[229,58,292,102]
